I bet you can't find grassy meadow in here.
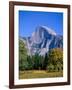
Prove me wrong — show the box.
[19,70,63,79]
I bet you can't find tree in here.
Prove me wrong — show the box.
[47,63,54,72]
[43,53,48,70]
[47,48,63,72]
[31,53,43,70]
[33,53,40,69]
[39,55,44,70]
[27,56,33,70]
[19,39,28,70]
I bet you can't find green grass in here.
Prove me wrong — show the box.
[19,70,63,79]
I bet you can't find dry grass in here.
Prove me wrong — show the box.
[19,70,63,79]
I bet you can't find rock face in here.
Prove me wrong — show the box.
[20,26,63,56]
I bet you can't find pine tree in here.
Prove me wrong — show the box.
[43,53,48,70]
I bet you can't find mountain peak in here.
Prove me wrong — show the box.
[40,26,56,36]
[31,25,57,44]
[37,25,56,36]
[20,25,62,56]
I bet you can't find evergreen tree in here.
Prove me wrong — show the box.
[27,56,33,70]
[43,53,48,70]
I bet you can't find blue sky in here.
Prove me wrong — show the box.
[19,10,63,37]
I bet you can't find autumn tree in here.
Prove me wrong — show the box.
[47,48,63,71]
